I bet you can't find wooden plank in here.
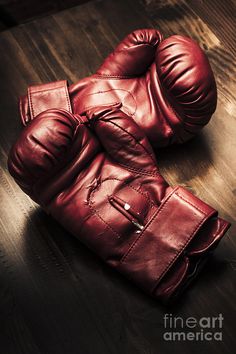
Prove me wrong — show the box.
[188,0,236,56]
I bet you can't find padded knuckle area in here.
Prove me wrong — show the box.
[92,108,158,174]
[156,35,217,122]
[8,110,77,186]
[131,28,163,47]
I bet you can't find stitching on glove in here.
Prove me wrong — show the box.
[175,191,208,216]
[89,177,155,209]
[120,188,214,288]
[77,89,137,117]
[95,74,136,79]
[28,88,35,118]
[97,42,159,79]
[64,85,72,112]
[88,177,155,239]
[105,177,155,209]
[106,119,158,169]
[111,160,162,178]
[88,179,128,239]
[28,83,72,118]
[152,215,214,291]
[120,188,176,264]
[88,203,123,239]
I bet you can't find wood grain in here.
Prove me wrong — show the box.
[0,0,235,353]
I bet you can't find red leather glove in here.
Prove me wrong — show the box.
[8,105,230,302]
[19,29,217,147]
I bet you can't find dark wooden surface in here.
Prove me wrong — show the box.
[0,0,235,353]
[0,0,92,28]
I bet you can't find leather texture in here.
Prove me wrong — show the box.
[19,29,217,147]
[20,80,72,125]
[8,105,230,302]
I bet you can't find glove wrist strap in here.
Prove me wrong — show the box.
[117,186,217,294]
[19,80,72,126]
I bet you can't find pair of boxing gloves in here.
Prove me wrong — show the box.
[8,29,230,302]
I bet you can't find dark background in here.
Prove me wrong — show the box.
[0,0,235,353]
[0,0,91,29]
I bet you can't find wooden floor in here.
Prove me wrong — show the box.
[0,0,235,353]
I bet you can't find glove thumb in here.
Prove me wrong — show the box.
[86,104,158,175]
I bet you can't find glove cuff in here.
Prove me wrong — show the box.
[19,80,72,126]
[117,186,230,301]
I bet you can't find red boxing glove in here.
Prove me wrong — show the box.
[19,29,217,147]
[8,105,230,302]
